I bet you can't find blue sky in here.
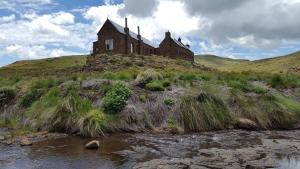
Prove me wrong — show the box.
[0,0,300,67]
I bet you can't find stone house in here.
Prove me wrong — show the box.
[92,18,194,61]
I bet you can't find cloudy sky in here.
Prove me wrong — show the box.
[0,0,300,66]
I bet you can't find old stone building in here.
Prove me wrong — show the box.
[92,18,194,61]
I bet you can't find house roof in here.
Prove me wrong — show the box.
[108,19,158,48]
[172,38,192,52]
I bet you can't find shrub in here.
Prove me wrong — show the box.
[0,87,16,107]
[134,69,163,86]
[164,97,175,106]
[180,92,233,131]
[102,82,132,113]
[145,81,165,91]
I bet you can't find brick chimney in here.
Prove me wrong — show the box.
[137,26,142,54]
[178,37,181,42]
[165,31,171,38]
[124,17,130,54]
[186,44,190,48]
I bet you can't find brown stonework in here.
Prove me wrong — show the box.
[92,18,194,61]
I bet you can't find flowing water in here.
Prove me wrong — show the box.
[1,130,300,169]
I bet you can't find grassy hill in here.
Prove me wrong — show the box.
[0,55,86,77]
[196,51,300,74]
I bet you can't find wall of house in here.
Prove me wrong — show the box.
[93,21,126,54]
[158,36,194,61]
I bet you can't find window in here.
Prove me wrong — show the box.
[105,39,114,50]
[131,43,133,53]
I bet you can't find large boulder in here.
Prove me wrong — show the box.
[85,140,100,149]
[81,79,110,90]
[236,118,259,130]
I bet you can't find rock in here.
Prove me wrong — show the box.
[85,140,100,149]
[236,118,259,130]
[59,81,80,91]
[81,79,109,90]
[20,138,32,146]
[0,135,5,141]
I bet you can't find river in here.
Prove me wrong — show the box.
[1,130,300,169]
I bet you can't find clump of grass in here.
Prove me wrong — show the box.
[145,80,165,91]
[102,81,132,114]
[102,71,116,80]
[167,118,184,134]
[26,88,112,137]
[0,87,16,107]
[134,69,163,86]
[139,94,147,103]
[164,97,175,106]
[269,74,300,88]
[180,92,233,131]
[229,90,300,129]
[178,72,197,81]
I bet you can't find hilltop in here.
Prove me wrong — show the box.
[196,51,300,74]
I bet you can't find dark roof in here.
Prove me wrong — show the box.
[172,38,192,52]
[108,19,158,48]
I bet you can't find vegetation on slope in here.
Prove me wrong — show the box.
[196,51,300,74]
[0,53,300,137]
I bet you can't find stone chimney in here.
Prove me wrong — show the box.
[178,37,181,42]
[186,44,190,48]
[165,31,171,38]
[137,26,141,40]
[124,17,130,54]
[124,17,129,34]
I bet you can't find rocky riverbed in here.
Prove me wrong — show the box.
[1,129,300,169]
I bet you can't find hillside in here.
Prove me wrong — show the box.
[196,51,300,74]
[0,55,86,77]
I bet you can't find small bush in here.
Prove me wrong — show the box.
[145,81,165,91]
[102,82,132,113]
[164,97,175,106]
[135,69,163,86]
[0,87,16,106]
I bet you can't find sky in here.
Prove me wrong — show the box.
[0,0,300,67]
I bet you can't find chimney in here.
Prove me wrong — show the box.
[137,26,141,40]
[178,37,181,42]
[124,17,129,34]
[186,44,190,48]
[165,31,171,38]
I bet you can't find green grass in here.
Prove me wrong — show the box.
[180,92,233,131]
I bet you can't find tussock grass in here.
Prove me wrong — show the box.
[0,87,16,107]
[134,69,163,86]
[25,88,112,137]
[180,92,233,132]
[229,90,300,129]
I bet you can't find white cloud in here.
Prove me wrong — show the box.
[0,14,16,23]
